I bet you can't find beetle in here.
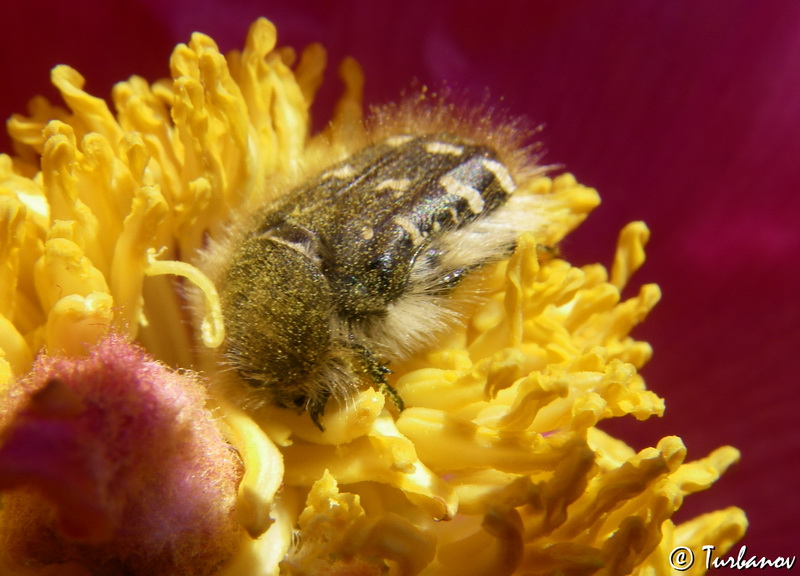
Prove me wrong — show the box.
[213,130,544,429]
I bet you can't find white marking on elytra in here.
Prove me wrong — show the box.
[424,141,464,156]
[481,158,517,193]
[324,164,358,180]
[394,216,425,246]
[385,135,414,147]
[375,178,412,192]
[448,207,460,224]
[361,226,374,240]
[439,175,485,214]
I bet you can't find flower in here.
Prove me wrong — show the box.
[0,14,749,576]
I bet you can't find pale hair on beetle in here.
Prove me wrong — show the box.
[196,96,550,429]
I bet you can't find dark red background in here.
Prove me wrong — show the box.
[2,0,798,565]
